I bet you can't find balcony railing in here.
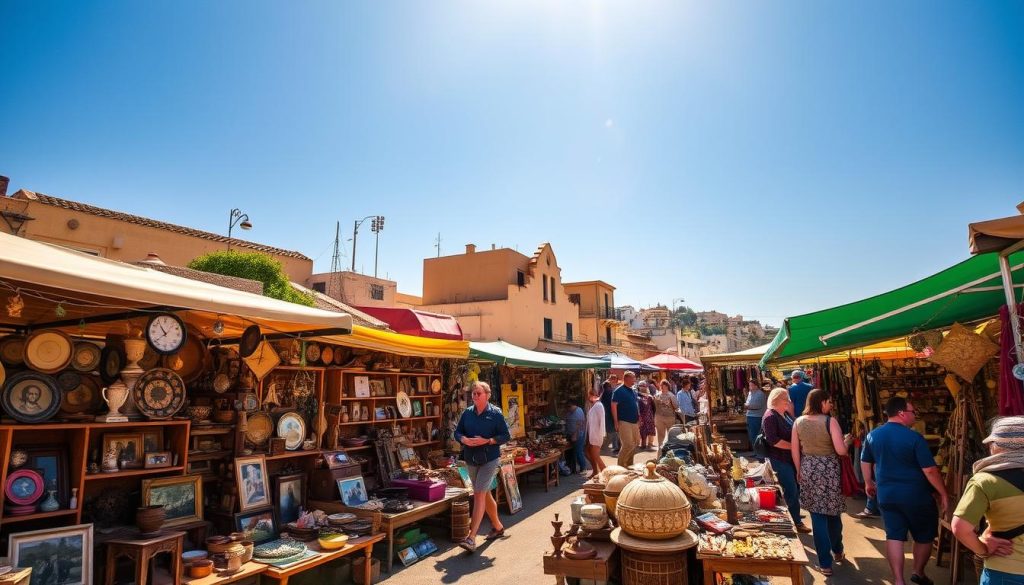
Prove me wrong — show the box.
[578,306,625,320]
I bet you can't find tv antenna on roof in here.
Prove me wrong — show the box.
[434,232,442,257]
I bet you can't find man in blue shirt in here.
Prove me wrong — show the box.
[861,397,949,585]
[787,370,813,417]
[612,371,640,467]
[563,398,587,474]
[676,378,696,419]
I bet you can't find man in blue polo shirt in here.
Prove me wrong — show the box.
[787,370,813,417]
[861,396,949,585]
[612,371,640,467]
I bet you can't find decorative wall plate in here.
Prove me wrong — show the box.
[276,412,306,450]
[1,372,61,423]
[71,341,102,372]
[5,469,44,506]
[239,325,261,358]
[132,368,186,420]
[304,343,321,364]
[431,379,441,394]
[320,346,334,365]
[55,370,81,392]
[246,412,273,445]
[0,336,26,367]
[395,391,412,418]
[24,330,74,374]
[99,345,125,385]
[61,374,101,415]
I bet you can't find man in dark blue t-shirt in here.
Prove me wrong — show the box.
[612,371,640,467]
[787,370,813,417]
[861,397,949,585]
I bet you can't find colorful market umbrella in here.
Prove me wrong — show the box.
[640,352,703,371]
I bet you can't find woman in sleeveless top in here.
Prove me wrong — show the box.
[653,380,679,448]
[792,388,849,576]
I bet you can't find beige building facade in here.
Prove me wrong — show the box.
[308,271,398,308]
[0,187,313,282]
[415,243,580,349]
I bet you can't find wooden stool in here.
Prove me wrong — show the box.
[105,530,185,585]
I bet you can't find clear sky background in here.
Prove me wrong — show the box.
[2,2,1024,326]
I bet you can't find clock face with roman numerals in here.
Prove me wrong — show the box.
[146,314,187,355]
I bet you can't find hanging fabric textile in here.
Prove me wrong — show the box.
[998,304,1024,416]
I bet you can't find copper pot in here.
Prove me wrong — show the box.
[136,505,166,535]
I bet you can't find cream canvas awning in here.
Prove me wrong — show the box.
[0,231,352,339]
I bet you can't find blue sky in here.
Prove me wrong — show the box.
[2,2,1024,326]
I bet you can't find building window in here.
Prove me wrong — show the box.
[604,293,610,318]
[517,270,525,287]
[566,323,573,341]
[544,318,553,340]
[311,282,327,293]
[568,293,580,305]
[543,275,548,302]
[551,276,555,304]
[605,326,612,345]
[369,284,384,300]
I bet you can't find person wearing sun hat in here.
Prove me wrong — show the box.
[952,416,1024,584]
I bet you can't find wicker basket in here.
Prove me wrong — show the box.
[620,548,687,585]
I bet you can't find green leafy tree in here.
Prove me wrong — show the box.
[188,251,314,307]
[670,306,698,328]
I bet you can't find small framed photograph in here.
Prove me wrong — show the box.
[235,506,277,544]
[234,455,271,512]
[369,379,386,397]
[322,451,350,469]
[412,400,423,417]
[375,407,387,421]
[144,451,172,469]
[397,546,419,567]
[337,476,368,507]
[103,432,143,469]
[354,376,370,398]
[142,429,164,454]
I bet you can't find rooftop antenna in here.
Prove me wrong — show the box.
[330,221,343,297]
[434,232,442,257]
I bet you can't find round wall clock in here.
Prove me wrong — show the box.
[1,372,61,423]
[5,469,44,506]
[146,313,187,355]
[99,345,125,385]
[132,367,186,419]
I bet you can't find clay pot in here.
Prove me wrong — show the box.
[136,505,166,535]
[188,560,213,578]
[615,462,691,540]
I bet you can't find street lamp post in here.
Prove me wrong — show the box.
[351,214,384,273]
[227,208,253,251]
[371,216,385,278]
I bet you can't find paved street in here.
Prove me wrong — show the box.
[379,453,963,585]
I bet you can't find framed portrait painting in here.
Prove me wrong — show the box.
[102,432,143,469]
[142,475,203,527]
[234,455,271,512]
[274,473,306,525]
[9,523,93,585]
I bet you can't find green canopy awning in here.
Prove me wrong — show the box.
[470,340,606,369]
[760,252,1024,365]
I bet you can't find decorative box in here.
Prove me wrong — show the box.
[391,478,446,502]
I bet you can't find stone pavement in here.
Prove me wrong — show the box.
[377,453,970,584]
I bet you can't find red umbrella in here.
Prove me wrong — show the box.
[640,352,704,371]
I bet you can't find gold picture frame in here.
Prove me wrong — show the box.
[234,454,271,512]
[103,432,144,469]
[142,475,203,527]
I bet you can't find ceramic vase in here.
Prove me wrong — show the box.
[100,380,129,418]
[69,488,78,510]
[39,490,59,512]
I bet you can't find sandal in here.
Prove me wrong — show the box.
[817,566,833,576]
[833,552,846,563]
[484,528,506,541]
[910,574,934,585]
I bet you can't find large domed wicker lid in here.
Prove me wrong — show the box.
[604,472,638,496]
[615,462,692,540]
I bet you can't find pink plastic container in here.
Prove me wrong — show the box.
[392,479,446,502]
[757,487,777,508]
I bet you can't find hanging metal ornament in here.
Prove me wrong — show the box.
[54,302,66,319]
[6,293,24,318]
[1012,363,1024,381]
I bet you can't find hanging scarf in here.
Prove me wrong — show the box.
[973,450,1024,475]
[998,304,1024,416]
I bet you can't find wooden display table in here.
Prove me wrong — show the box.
[104,530,186,585]
[697,536,809,585]
[311,489,470,573]
[513,452,561,491]
[711,415,751,452]
[542,540,618,585]
[261,534,384,585]
[612,528,697,585]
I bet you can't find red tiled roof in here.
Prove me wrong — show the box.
[14,190,310,261]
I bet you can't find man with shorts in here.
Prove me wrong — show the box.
[861,396,949,585]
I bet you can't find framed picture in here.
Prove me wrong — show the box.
[353,376,370,398]
[415,377,426,394]
[337,476,368,507]
[368,379,386,397]
[142,429,164,454]
[23,446,69,507]
[322,451,350,469]
[399,378,412,395]
[142,475,203,527]
[412,400,423,417]
[143,451,172,469]
[374,407,387,421]
[397,546,419,567]
[103,432,144,469]
[235,506,277,544]
[8,523,93,585]
[234,455,271,512]
[499,461,523,514]
[501,383,526,439]
[274,473,306,525]
[412,538,438,558]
